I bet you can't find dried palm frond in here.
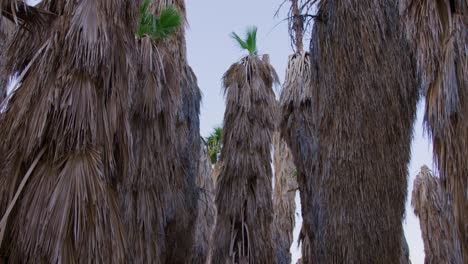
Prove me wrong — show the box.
[0,17,12,102]
[281,0,419,262]
[402,0,468,259]
[0,0,54,28]
[117,0,201,262]
[0,0,135,261]
[272,132,297,264]
[192,143,216,264]
[210,52,278,263]
[411,166,462,263]
[401,233,412,264]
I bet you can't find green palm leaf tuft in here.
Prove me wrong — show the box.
[206,126,223,164]
[231,26,258,55]
[137,0,181,40]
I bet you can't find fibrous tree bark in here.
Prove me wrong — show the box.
[211,54,278,263]
[402,1,468,260]
[412,166,462,264]
[272,132,297,264]
[281,0,419,262]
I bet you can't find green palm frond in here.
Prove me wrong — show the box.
[231,26,258,55]
[206,126,223,164]
[136,1,181,40]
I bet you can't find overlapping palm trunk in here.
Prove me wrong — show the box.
[412,166,463,263]
[281,1,419,262]
[0,0,135,262]
[403,0,468,260]
[119,0,201,263]
[272,127,297,264]
[0,18,11,102]
[192,144,216,264]
[211,55,278,263]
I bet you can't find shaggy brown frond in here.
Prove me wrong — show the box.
[0,17,12,102]
[403,0,468,259]
[281,1,419,262]
[119,1,201,262]
[210,55,278,263]
[192,143,216,264]
[0,0,135,262]
[411,166,462,263]
[272,132,297,264]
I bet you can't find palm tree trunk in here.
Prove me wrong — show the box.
[272,132,297,264]
[211,55,278,263]
[403,0,468,260]
[0,18,12,102]
[281,1,419,262]
[192,144,216,264]
[119,1,201,263]
[0,0,134,262]
[412,166,463,263]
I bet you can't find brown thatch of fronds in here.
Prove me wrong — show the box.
[297,226,312,264]
[0,18,12,102]
[210,54,279,263]
[411,166,463,263]
[119,1,201,263]
[192,142,216,264]
[0,0,53,27]
[401,233,412,264]
[402,0,468,259]
[272,131,297,264]
[0,0,135,261]
[281,1,419,262]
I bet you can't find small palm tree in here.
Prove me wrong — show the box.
[206,126,222,165]
[210,26,278,263]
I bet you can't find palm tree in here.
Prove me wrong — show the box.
[272,132,297,264]
[119,3,186,263]
[0,0,135,261]
[210,26,279,263]
[281,0,419,262]
[273,2,305,262]
[403,0,468,260]
[412,166,462,263]
[206,126,223,182]
[192,141,216,264]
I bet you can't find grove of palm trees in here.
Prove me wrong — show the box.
[0,0,466,263]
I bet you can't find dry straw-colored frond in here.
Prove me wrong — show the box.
[272,132,297,264]
[401,233,412,264]
[0,0,135,262]
[403,0,468,259]
[0,17,12,102]
[210,55,278,264]
[411,166,462,263]
[119,1,201,262]
[192,144,216,264]
[281,1,419,262]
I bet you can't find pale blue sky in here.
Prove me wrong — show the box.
[185,1,430,263]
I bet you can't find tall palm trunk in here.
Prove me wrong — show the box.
[0,0,134,262]
[281,1,419,262]
[192,143,216,264]
[412,166,462,263]
[272,132,297,264]
[0,17,11,102]
[403,0,468,260]
[211,55,278,263]
[119,0,201,262]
